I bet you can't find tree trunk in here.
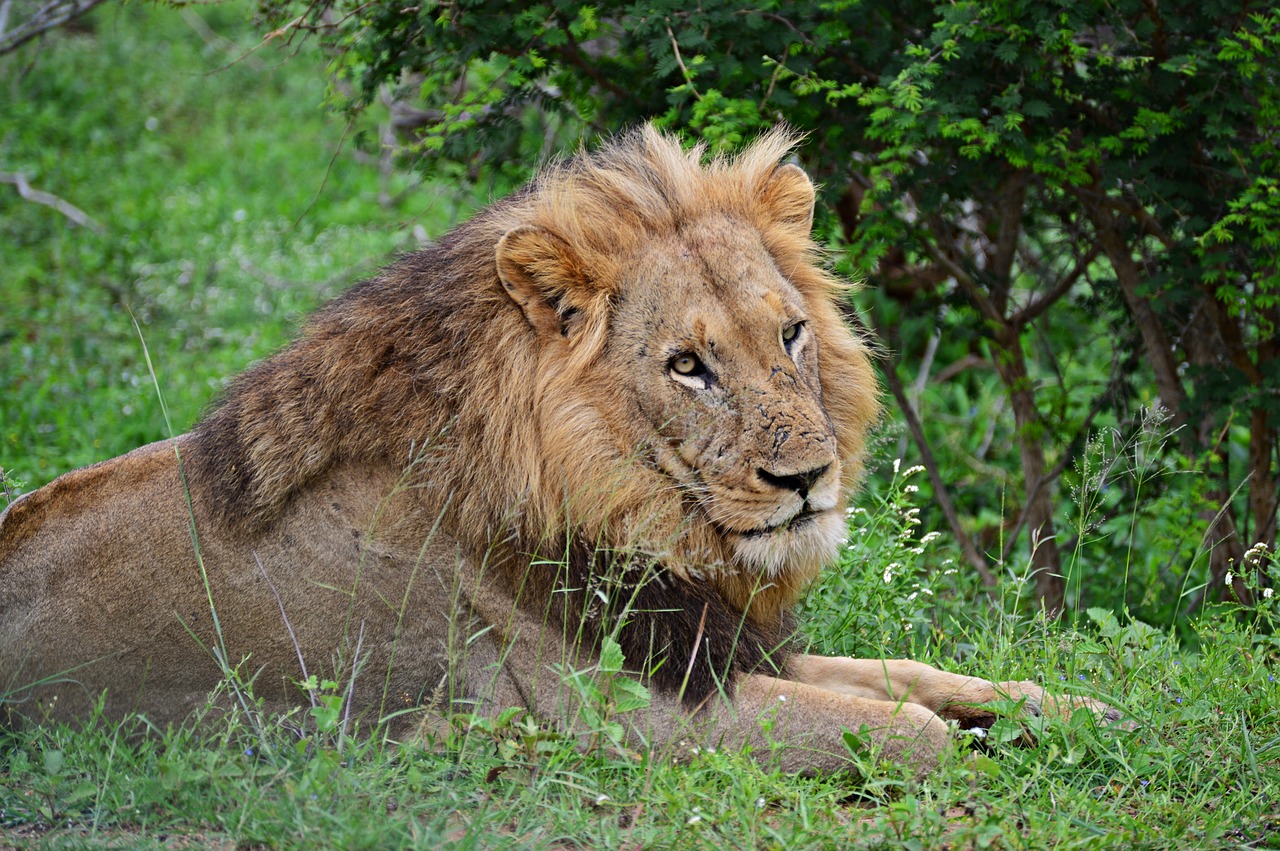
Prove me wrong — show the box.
[1081,199,1189,443]
[1086,200,1278,607]
[990,328,1065,615]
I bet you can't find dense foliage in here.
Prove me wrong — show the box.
[255,0,1280,621]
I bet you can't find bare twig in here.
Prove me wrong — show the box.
[254,552,316,710]
[0,0,109,56]
[896,329,939,461]
[918,227,1003,325]
[682,602,709,701]
[883,351,998,588]
[340,621,365,743]
[180,8,265,71]
[665,24,702,101]
[552,28,634,102]
[1,171,102,232]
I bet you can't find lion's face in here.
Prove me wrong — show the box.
[602,214,844,576]
[495,150,870,583]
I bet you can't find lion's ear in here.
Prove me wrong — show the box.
[760,163,815,237]
[496,225,590,339]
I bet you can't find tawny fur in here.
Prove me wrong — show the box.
[0,126,1124,774]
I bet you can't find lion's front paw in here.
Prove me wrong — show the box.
[991,681,1135,732]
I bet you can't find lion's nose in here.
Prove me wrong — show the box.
[757,464,830,498]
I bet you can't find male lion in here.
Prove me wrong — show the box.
[0,127,1119,774]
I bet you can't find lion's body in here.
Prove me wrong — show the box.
[0,442,447,725]
[0,127,1120,772]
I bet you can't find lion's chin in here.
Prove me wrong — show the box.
[728,507,845,578]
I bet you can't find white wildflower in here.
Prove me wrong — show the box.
[778,694,788,703]
[943,569,958,576]
[893,458,902,474]
[920,532,942,544]
[907,592,918,602]
[904,465,925,477]
[1264,588,1274,599]
[904,484,919,494]
[941,558,954,566]
[1226,571,1234,586]
[595,794,610,805]
[756,797,767,809]
[883,568,893,583]
[910,547,925,555]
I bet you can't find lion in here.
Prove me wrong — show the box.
[0,126,1123,774]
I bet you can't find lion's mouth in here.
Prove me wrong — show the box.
[737,507,822,539]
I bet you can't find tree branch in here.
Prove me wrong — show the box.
[882,346,998,588]
[999,359,1121,564]
[0,171,102,232]
[1009,244,1100,328]
[917,220,1005,326]
[553,29,634,103]
[665,24,702,101]
[1077,188,1189,442]
[0,0,110,56]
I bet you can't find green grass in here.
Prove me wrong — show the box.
[2,478,1277,848]
[2,4,1279,849]
[0,1,468,487]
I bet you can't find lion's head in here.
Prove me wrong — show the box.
[488,127,880,603]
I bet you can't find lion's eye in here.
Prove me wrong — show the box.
[782,322,804,349]
[670,354,705,377]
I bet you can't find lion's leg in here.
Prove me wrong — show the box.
[628,672,951,777]
[441,605,952,776]
[789,655,1127,728]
